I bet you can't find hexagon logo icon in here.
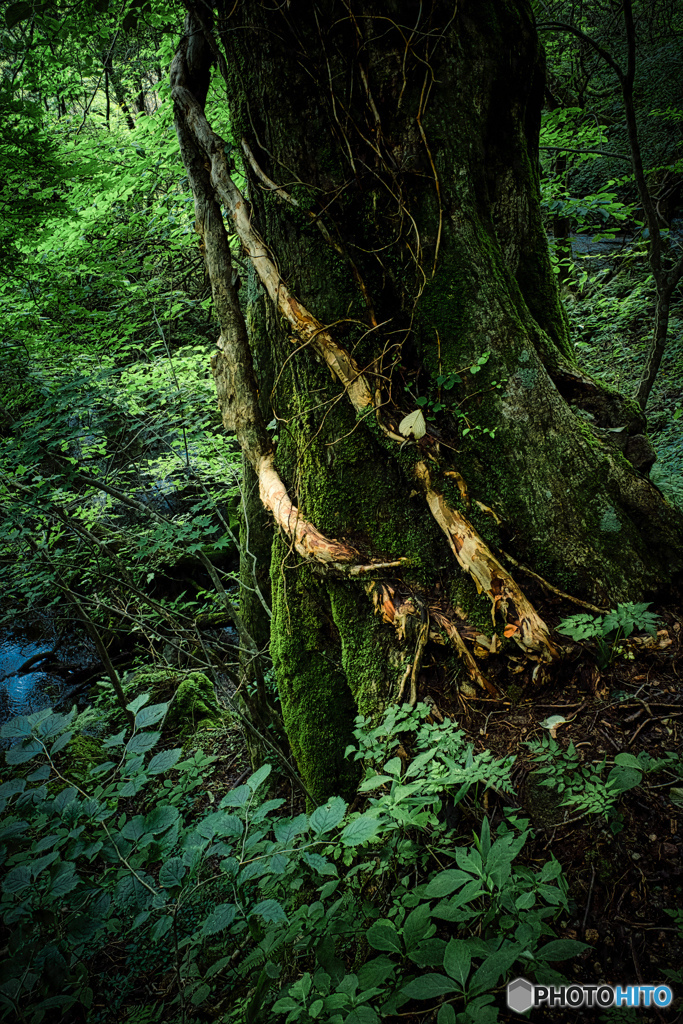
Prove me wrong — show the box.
[507,977,534,1014]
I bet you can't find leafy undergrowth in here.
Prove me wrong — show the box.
[455,606,683,1023]
[564,233,683,507]
[1,611,682,1024]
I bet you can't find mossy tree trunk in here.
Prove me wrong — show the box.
[172,0,682,802]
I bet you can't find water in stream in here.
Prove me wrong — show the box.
[0,623,95,728]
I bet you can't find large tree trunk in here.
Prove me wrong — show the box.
[172,0,682,802]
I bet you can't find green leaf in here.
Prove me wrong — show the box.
[403,904,433,953]
[340,814,380,846]
[408,938,447,968]
[159,858,186,888]
[191,984,211,1006]
[443,938,471,988]
[366,921,402,954]
[303,852,337,875]
[359,774,393,791]
[357,956,395,989]
[50,732,72,756]
[67,914,99,944]
[121,815,145,841]
[199,811,243,839]
[3,864,31,894]
[6,737,42,765]
[614,752,642,770]
[1,716,33,739]
[126,731,160,754]
[438,1005,456,1024]
[49,863,80,899]
[201,903,236,936]
[0,819,29,841]
[401,974,459,999]
[220,785,250,808]
[54,787,77,813]
[535,939,589,961]
[148,748,183,774]
[150,916,173,941]
[346,1009,379,1024]
[144,805,179,834]
[126,693,151,715]
[247,763,271,791]
[425,870,469,898]
[0,779,26,797]
[274,814,308,844]
[103,729,127,749]
[405,749,436,778]
[309,796,347,835]
[607,766,642,793]
[5,2,32,30]
[251,899,287,923]
[135,703,168,730]
[469,948,519,994]
[272,998,299,1013]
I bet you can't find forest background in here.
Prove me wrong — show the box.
[0,1,683,1023]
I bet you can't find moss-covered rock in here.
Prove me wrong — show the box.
[129,667,221,734]
[168,672,221,732]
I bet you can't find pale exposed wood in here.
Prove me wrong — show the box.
[257,454,358,564]
[416,462,557,662]
[431,609,499,697]
[172,78,374,412]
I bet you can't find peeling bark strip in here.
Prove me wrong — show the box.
[171,75,374,412]
[430,610,499,697]
[257,454,358,564]
[170,17,375,571]
[415,463,557,661]
[370,583,497,697]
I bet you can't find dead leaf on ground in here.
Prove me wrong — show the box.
[540,714,567,739]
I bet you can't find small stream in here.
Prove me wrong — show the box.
[0,623,96,729]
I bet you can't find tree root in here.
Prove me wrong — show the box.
[371,584,499,698]
[500,550,608,615]
[415,463,558,662]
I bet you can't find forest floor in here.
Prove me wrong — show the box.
[164,604,683,1024]
[445,612,683,1023]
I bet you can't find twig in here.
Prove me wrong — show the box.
[582,865,596,934]
[500,550,608,614]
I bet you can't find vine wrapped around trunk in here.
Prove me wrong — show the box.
[172,0,682,801]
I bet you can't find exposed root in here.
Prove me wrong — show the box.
[257,454,358,564]
[430,609,499,698]
[415,462,558,662]
[172,15,556,691]
[500,550,608,615]
[172,75,374,411]
[372,583,498,698]
[241,138,379,327]
[409,612,430,706]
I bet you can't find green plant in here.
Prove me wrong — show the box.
[525,735,683,831]
[661,907,683,985]
[402,352,505,440]
[0,701,586,1024]
[556,601,660,667]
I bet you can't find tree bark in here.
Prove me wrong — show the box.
[172,0,683,802]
